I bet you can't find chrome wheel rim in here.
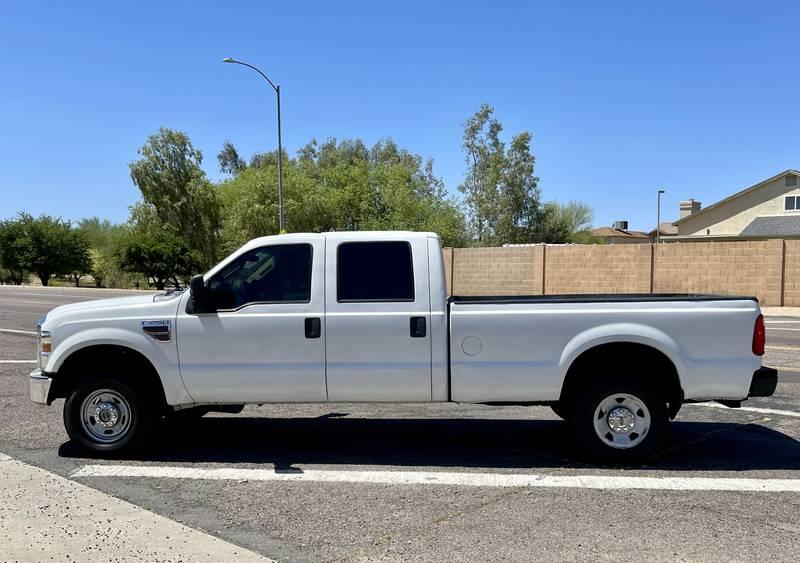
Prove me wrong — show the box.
[593,393,650,450]
[80,389,133,444]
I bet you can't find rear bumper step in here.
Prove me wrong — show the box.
[749,366,778,397]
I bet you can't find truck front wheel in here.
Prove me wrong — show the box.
[64,378,153,454]
[571,380,668,464]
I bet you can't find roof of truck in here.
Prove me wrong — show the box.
[239,231,439,251]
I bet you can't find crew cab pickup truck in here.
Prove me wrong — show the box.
[30,231,777,462]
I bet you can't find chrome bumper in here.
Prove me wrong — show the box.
[29,370,53,404]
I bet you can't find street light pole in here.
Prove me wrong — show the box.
[657,189,666,244]
[275,84,283,233]
[222,57,285,233]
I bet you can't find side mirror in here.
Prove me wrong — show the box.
[189,274,215,314]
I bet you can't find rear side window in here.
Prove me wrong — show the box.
[337,242,414,302]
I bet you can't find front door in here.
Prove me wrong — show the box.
[176,238,326,403]
[324,235,432,401]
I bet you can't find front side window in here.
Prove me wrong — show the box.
[337,241,414,302]
[785,196,798,211]
[208,244,312,310]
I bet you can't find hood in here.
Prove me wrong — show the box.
[40,292,183,331]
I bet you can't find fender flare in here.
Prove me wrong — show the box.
[46,327,192,405]
[558,322,686,391]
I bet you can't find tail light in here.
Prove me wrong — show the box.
[752,314,765,356]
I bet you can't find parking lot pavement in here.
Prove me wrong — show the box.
[0,452,271,562]
[1,286,800,561]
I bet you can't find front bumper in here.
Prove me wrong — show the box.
[749,366,778,397]
[29,370,53,404]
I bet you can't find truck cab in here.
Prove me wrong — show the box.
[175,231,446,404]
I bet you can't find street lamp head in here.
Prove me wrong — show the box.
[658,189,666,194]
[222,57,236,63]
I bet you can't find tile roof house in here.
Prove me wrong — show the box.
[670,170,800,240]
[648,222,678,240]
[590,222,650,244]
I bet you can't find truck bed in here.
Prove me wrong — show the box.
[450,294,758,304]
[447,293,762,403]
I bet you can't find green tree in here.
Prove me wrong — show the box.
[536,201,597,244]
[217,138,468,250]
[459,104,541,245]
[66,235,93,286]
[117,231,201,290]
[217,141,246,175]
[5,213,91,286]
[76,217,130,287]
[0,218,29,284]
[129,128,221,267]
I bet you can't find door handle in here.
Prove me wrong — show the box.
[305,317,321,338]
[410,316,426,338]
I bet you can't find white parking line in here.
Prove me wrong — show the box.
[71,464,800,492]
[766,327,800,331]
[765,320,800,324]
[0,328,36,336]
[689,402,800,418]
[0,360,36,364]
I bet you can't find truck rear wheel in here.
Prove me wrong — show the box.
[64,378,153,455]
[571,379,668,464]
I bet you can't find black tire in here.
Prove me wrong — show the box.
[550,403,570,420]
[64,377,153,455]
[571,378,668,465]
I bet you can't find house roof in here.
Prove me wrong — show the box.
[648,222,678,237]
[740,216,800,237]
[590,227,649,239]
[673,169,800,225]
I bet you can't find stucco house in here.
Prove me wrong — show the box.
[672,169,800,239]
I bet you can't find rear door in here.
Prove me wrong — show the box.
[324,234,432,401]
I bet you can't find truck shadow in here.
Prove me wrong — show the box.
[58,415,800,471]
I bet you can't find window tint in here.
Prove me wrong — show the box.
[337,242,414,302]
[786,196,797,211]
[208,244,312,310]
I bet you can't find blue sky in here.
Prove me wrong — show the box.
[1,1,798,231]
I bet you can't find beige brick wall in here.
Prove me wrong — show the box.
[544,244,651,294]
[653,240,780,305]
[764,240,785,306]
[451,246,540,296]
[442,239,790,305]
[442,247,454,295]
[783,240,800,306]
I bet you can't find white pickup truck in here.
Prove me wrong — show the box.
[30,231,777,463]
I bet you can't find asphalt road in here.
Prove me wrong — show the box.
[1,285,799,562]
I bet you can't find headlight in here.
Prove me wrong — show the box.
[37,330,51,370]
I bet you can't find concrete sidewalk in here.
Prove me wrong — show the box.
[0,452,271,562]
